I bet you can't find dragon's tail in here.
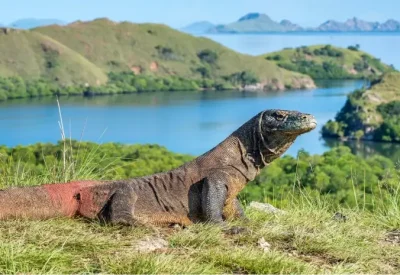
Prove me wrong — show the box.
[0,181,97,220]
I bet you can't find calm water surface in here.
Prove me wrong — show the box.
[0,80,363,157]
[2,33,400,160]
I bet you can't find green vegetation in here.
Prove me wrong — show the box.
[0,141,192,185]
[375,101,400,142]
[263,45,393,80]
[0,19,315,100]
[0,70,259,100]
[322,72,400,142]
[0,141,399,273]
[242,146,398,209]
[347,44,360,51]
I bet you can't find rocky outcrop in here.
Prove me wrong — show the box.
[242,76,316,92]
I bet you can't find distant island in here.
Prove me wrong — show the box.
[181,13,400,34]
[0,18,315,101]
[180,21,215,34]
[263,45,394,80]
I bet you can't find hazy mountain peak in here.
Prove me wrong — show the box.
[181,21,215,34]
[279,19,303,31]
[238,13,270,21]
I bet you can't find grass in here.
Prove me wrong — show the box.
[0,18,315,90]
[0,197,398,273]
[0,29,107,86]
[367,71,400,103]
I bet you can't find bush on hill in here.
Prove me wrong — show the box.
[197,49,218,64]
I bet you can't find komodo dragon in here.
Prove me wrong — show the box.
[0,109,316,227]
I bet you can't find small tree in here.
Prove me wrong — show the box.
[197,49,218,64]
[348,44,360,51]
[196,66,211,78]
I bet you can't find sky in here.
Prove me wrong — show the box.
[0,0,399,28]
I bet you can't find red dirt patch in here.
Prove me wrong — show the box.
[150,61,159,72]
[131,66,142,74]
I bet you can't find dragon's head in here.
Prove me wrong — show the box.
[250,109,317,165]
[260,109,317,136]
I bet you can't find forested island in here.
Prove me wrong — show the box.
[263,45,394,80]
[322,71,400,143]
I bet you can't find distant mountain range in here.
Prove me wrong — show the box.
[1,18,66,29]
[4,15,400,33]
[181,13,400,34]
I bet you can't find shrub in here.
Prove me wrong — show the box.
[197,49,218,64]
[266,55,283,61]
[196,66,211,78]
[347,44,360,51]
[155,45,181,60]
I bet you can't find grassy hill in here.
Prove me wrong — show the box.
[263,45,394,80]
[322,72,400,142]
[0,28,107,86]
[35,19,313,87]
[0,18,315,100]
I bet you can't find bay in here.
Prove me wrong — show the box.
[0,80,363,157]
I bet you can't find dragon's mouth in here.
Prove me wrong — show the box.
[282,118,317,135]
[308,118,318,130]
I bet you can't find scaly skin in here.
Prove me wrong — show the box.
[0,109,317,226]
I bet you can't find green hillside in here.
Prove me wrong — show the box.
[0,19,316,100]
[322,72,400,142]
[0,28,107,85]
[35,19,313,87]
[263,45,394,80]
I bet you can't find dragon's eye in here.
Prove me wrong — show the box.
[274,112,285,121]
